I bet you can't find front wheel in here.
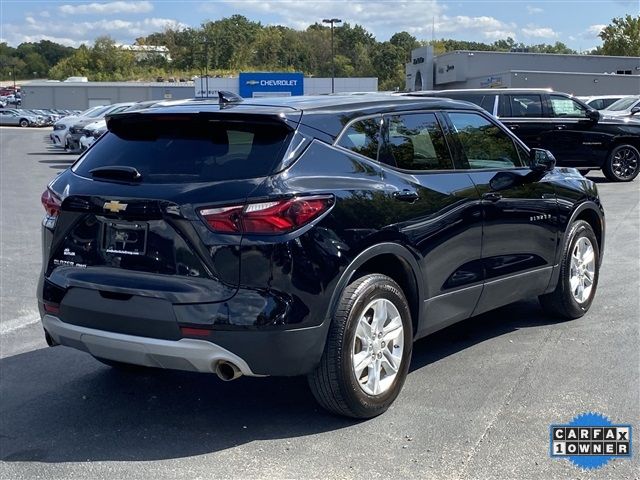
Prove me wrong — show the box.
[19,119,29,127]
[539,220,599,319]
[308,274,413,418]
[603,144,639,182]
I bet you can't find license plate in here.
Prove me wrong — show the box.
[102,221,148,256]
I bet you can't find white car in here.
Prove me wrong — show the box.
[600,95,640,118]
[578,95,626,111]
[79,119,107,151]
[50,105,107,148]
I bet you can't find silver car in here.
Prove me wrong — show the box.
[0,109,39,127]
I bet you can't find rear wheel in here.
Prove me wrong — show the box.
[539,220,599,319]
[308,274,413,418]
[19,119,29,127]
[603,144,639,182]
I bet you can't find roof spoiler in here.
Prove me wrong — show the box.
[193,90,243,105]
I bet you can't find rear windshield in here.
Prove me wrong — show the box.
[73,115,292,183]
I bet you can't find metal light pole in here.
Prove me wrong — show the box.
[322,18,342,93]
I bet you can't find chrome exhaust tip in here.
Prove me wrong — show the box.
[215,361,242,381]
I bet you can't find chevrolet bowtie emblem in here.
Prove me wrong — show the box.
[103,200,128,213]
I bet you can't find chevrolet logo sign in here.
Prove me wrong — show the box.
[245,80,260,86]
[103,200,128,213]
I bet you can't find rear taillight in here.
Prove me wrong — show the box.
[199,195,334,234]
[41,188,61,217]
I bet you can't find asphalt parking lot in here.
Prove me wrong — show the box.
[0,127,638,479]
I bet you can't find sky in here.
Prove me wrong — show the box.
[0,1,638,51]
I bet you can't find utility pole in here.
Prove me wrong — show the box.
[322,18,342,94]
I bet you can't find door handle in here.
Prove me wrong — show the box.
[482,192,502,202]
[393,190,420,202]
[555,124,567,130]
[509,124,520,131]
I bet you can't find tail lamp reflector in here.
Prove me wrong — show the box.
[41,188,62,217]
[199,195,334,234]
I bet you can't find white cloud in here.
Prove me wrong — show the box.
[203,1,517,41]
[58,1,153,15]
[1,16,187,46]
[584,24,606,38]
[5,34,92,48]
[521,24,559,39]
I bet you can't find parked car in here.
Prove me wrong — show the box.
[0,108,40,127]
[600,95,640,118]
[50,105,108,148]
[578,95,626,111]
[39,94,605,418]
[78,101,167,151]
[66,102,135,152]
[410,89,640,182]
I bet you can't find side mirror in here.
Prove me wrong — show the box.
[530,148,556,172]
[586,109,600,122]
[630,106,640,115]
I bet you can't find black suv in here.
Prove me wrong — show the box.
[38,95,604,418]
[409,89,640,182]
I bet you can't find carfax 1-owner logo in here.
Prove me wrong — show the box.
[550,412,632,470]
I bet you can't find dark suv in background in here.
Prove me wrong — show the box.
[410,89,640,182]
[39,95,604,418]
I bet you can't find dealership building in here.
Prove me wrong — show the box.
[406,46,640,95]
[21,73,377,109]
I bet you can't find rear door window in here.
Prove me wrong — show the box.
[337,117,381,161]
[508,95,543,117]
[448,112,525,169]
[384,113,453,170]
[73,115,292,183]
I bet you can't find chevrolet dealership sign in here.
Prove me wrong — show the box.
[239,72,304,98]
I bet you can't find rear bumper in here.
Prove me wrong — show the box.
[42,313,329,377]
[42,315,260,376]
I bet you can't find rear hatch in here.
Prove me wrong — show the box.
[44,111,297,306]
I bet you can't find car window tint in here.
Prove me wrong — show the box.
[589,99,604,110]
[509,95,543,117]
[549,95,588,118]
[448,112,524,169]
[73,117,292,183]
[337,118,381,161]
[480,95,496,113]
[385,113,453,170]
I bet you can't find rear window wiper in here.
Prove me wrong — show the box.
[89,166,142,183]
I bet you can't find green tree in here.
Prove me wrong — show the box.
[599,15,640,56]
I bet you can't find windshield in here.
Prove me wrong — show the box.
[605,96,640,111]
[78,106,102,116]
[85,105,112,118]
[73,115,293,184]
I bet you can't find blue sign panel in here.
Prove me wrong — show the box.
[239,72,304,98]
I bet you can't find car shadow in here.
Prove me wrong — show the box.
[0,299,562,463]
[37,159,75,164]
[29,152,76,156]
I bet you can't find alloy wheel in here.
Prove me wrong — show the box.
[569,237,596,304]
[611,147,639,180]
[352,298,404,396]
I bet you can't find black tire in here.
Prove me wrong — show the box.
[19,119,29,128]
[539,220,600,319]
[602,144,640,182]
[93,356,151,371]
[308,274,413,419]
